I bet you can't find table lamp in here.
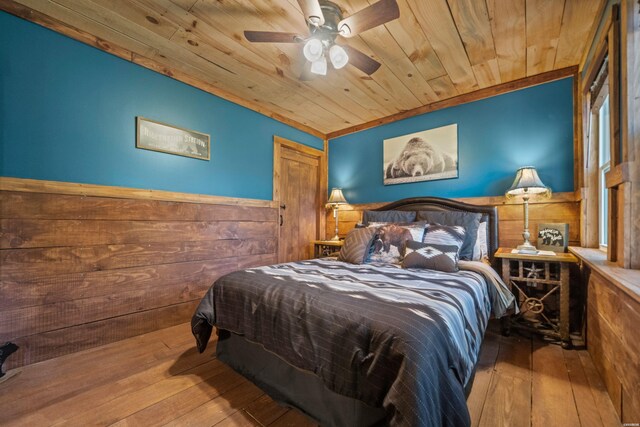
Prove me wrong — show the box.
[327,188,348,241]
[505,166,551,254]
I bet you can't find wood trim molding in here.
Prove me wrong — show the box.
[272,135,327,239]
[326,66,579,139]
[605,161,631,188]
[581,13,612,90]
[608,5,622,166]
[274,136,325,158]
[569,246,640,305]
[0,177,277,208]
[453,191,578,206]
[578,0,610,71]
[273,140,281,204]
[0,0,326,140]
[272,135,325,203]
[573,74,583,191]
[338,191,578,211]
[320,139,329,239]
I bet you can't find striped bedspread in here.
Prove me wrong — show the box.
[192,258,513,426]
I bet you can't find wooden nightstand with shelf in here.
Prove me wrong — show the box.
[495,248,579,348]
[313,240,343,258]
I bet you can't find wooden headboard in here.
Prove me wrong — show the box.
[371,197,499,263]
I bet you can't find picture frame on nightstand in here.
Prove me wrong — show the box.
[537,223,569,253]
[313,240,343,258]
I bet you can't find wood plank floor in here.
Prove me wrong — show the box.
[0,321,619,426]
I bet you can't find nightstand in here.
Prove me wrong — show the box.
[313,240,343,258]
[495,248,579,348]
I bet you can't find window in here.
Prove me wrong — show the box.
[598,95,610,250]
[581,4,627,263]
[588,55,610,252]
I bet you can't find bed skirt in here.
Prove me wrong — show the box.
[216,330,476,426]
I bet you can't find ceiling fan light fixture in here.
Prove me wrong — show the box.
[329,44,348,69]
[245,0,398,77]
[303,38,324,62]
[310,56,328,75]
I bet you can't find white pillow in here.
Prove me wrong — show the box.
[472,221,488,261]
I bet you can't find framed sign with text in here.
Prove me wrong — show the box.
[537,223,569,253]
[136,117,210,160]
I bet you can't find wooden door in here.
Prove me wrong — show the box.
[274,137,326,263]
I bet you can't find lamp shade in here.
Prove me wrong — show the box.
[328,188,348,205]
[303,38,323,62]
[505,166,550,197]
[310,56,328,75]
[329,45,349,69]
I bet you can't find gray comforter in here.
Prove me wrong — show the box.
[192,258,514,426]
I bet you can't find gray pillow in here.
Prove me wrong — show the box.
[402,241,460,272]
[362,210,416,225]
[338,227,378,264]
[416,210,481,260]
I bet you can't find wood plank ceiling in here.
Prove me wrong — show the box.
[5,0,603,136]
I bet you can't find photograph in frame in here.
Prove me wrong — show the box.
[383,124,458,185]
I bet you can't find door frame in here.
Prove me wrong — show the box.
[273,136,328,255]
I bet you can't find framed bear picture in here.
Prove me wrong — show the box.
[537,223,569,253]
[383,124,458,185]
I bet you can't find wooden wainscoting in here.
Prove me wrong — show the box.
[571,247,640,423]
[0,178,278,369]
[327,192,580,249]
[587,271,640,421]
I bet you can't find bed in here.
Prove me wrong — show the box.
[191,197,514,426]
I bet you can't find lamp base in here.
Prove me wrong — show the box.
[516,242,539,255]
[329,234,340,241]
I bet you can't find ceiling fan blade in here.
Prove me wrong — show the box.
[297,0,325,26]
[341,45,381,75]
[244,31,304,43]
[338,0,399,37]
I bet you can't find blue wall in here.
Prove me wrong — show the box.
[329,78,574,204]
[0,12,323,200]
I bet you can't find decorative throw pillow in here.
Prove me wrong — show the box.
[422,223,466,257]
[338,227,378,264]
[367,221,426,238]
[362,210,416,225]
[367,223,426,264]
[416,211,481,260]
[402,240,460,272]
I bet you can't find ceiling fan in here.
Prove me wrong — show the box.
[244,0,400,78]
